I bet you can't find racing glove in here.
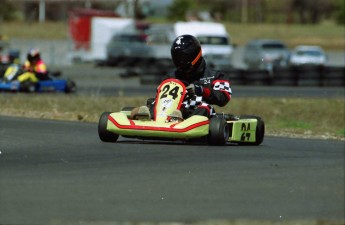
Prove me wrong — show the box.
[186,83,203,97]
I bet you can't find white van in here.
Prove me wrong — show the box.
[145,21,234,70]
[174,21,234,70]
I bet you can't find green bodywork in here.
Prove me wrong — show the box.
[228,119,258,142]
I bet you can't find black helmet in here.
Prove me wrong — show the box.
[171,34,202,73]
[27,48,41,62]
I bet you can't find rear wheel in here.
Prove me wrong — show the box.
[20,81,36,93]
[208,116,229,146]
[98,112,119,142]
[239,115,265,145]
[65,79,76,93]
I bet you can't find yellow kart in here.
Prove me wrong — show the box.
[98,79,264,146]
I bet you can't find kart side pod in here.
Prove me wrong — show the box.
[106,112,210,139]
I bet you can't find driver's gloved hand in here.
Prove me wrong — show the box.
[186,83,203,96]
[146,97,155,106]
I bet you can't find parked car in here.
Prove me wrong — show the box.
[118,21,234,79]
[243,39,290,72]
[105,32,150,66]
[289,45,327,66]
[144,24,175,67]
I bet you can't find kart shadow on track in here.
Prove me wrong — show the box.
[114,138,243,146]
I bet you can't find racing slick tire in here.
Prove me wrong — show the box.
[239,115,265,145]
[65,79,76,93]
[20,81,36,93]
[98,112,119,142]
[208,116,229,146]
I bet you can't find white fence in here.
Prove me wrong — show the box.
[10,39,73,66]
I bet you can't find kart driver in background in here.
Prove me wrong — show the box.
[18,48,48,83]
[133,34,232,121]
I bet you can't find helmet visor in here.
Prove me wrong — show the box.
[172,49,202,72]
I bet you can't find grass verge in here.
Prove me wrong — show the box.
[0,94,344,140]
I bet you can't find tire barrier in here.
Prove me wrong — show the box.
[138,65,345,87]
[228,66,345,87]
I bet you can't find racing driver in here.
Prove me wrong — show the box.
[18,48,48,83]
[133,34,232,121]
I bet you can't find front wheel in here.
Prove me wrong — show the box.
[208,116,229,146]
[98,112,119,142]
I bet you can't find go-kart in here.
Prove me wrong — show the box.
[0,64,76,93]
[98,78,265,145]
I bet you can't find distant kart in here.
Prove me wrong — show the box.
[0,64,76,93]
[98,78,265,145]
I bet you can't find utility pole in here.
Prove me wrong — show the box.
[38,0,45,23]
[241,0,248,23]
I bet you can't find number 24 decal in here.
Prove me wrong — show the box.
[160,85,180,100]
[204,79,210,84]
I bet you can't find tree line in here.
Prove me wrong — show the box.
[168,0,344,24]
[0,0,344,25]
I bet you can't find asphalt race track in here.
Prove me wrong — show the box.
[0,116,344,224]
